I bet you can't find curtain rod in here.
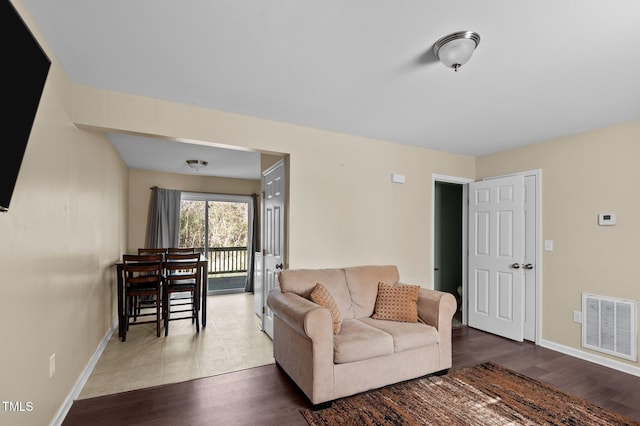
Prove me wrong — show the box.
[150,186,259,197]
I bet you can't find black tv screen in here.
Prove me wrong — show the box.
[1,0,51,212]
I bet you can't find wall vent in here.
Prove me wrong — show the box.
[582,293,637,361]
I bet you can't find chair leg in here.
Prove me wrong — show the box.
[164,291,170,337]
[160,288,165,320]
[195,299,200,333]
[156,291,161,337]
[191,293,196,324]
[194,288,200,331]
[126,296,132,331]
[122,296,129,342]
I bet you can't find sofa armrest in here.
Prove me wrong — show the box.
[416,288,457,369]
[266,289,333,340]
[416,288,457,330]
[267,289,336,404]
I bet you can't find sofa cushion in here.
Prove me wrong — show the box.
[310,283,343,334]
[372,282,419,322]
[343,265,399,318]
[333,319,394,364]
[278,268,354,319]
[360,317,440,353]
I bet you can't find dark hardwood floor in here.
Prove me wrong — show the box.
[62,326,640,425]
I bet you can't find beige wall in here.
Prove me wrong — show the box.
[477,120,640,368]
[72,86,477,286]
[0,2,129,425]
[127,169,260,251]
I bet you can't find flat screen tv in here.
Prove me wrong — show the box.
[1,0,51,212]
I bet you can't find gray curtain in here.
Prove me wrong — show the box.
[145,187,182,248]
[245,193,260,292]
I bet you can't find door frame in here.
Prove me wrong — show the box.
[431,174,473,324]
[431,170,541,344]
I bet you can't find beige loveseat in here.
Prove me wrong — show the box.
[266,265,457,407]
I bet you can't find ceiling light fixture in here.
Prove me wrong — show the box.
[433,31,481,72]
[186,159,208,170]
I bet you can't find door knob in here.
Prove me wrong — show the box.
[523,263,534,270]
[510,263,521,269]
[275,263,283,270]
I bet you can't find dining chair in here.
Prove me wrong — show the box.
[138,248,168,255]
[167,247,195,253]
[162,253,201,336]
[121,254,164,341]
[134,248,168,315]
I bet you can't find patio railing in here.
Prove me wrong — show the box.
[202,246,248,275]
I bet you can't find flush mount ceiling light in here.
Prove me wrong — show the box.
[186,159,208,170]
[433,31,481,72]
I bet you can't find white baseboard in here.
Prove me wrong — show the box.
[540,338,640,378]
[50,320,118,426]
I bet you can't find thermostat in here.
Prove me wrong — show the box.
[598,213,616,226]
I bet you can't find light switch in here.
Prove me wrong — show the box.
[544,240,553,251]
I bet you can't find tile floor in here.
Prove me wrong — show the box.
[78,293,274,399]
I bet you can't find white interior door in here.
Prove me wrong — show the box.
[468,175,525,342]
[261,159,285,339]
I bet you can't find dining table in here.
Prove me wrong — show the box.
[114,254,209,340]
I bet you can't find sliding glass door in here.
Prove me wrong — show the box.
[180,193,252,294]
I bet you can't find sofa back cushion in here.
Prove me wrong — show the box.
[344,265,399,318]
[278,268,354,319]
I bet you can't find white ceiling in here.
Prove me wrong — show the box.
[22,0,640,177]
[107,133,262,179]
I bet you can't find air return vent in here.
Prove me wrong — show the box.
[582,293,637,361]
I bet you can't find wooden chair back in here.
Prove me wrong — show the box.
[138,248,167,255]
[167,247,196,254]
[123,254,164,286]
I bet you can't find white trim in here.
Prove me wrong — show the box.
[533,170,542,345]
[51,320,117,426]
[540,338,640,378]
[431,174,473,323]
[432,174,475,185]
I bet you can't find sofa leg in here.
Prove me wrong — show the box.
[311,401,332,411]
[433,368,449,376]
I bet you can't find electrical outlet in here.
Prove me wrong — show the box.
[49,354,55,378]
[573,311,582,323]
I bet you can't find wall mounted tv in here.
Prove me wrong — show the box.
[1,0,51,212]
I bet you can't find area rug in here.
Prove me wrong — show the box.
[301,362,639,425]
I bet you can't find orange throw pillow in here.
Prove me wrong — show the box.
[372,282,420,323]
[310,283,343,334]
